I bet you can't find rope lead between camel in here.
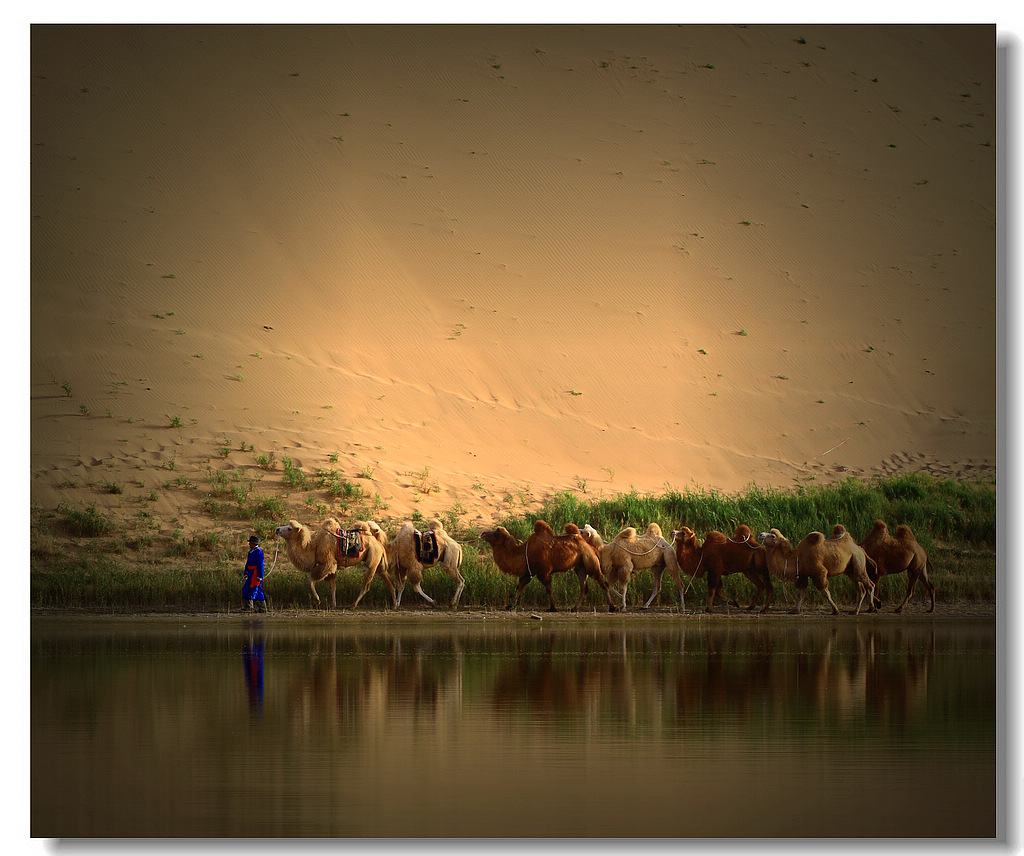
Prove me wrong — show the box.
[263,538,280,577]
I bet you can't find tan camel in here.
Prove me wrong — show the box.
[274,518,395,609]
[382,519,467,608]
[859,519,936,613]
[757,526,877,615]
[672,524,773,613]
[579,522,684,610]
[481,520,617,612]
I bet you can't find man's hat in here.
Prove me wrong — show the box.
[248,535,260,545]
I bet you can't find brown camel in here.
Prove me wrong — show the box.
[859,519,936,613]
[580,522,685,610]
[672,525,773,613]
[382,519,467,608]
[274,518,396,609]
[757,526,877,615]
[480,520,618,612]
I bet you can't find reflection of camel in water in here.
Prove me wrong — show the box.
[864,627,935,725]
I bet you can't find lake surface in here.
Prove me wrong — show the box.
[31,614,996,839]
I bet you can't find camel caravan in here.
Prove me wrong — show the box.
[271,514,936,615]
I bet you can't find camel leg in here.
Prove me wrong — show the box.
[328,573,338,610]
[508,572,532,610]
[394,572,406,607]
[571,571,588,611]
[351,568,375,609]
[705,570,718,613]
[377,562,398,608]
[672,570,691,611]
[816,579,840,615]
[586,567,618,613]
[610,581,627,611]
[870,561,885,609]
[747,573,773,613]
[450,572,466,609]
[642,563,666,610]
[411,582,436,606]
[761,575,775,613]
[894,574,919,613]
[540,575,559,612]
[853,583,868,615]
[309,578,321,607]
[795,577,808,614]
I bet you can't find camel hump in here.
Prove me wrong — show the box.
[831,524,848,538]
[873,519,887,531]
[534,520,555,536]
[734,524,752,539]
[805,532,825,546]
[645,522,663,539]
[321,517,341,532]
[895,524,916,540]
[617,527,638,542]
[427,518,445,533]
[563,523,580,535]
[704,530,727,546]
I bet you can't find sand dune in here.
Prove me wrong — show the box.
[30,24,996,536]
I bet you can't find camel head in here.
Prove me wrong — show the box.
[366,520,389,545]
[274,518,305,536]
[481,527,517,549]
[576,524,602,551]
[671,526,698,551]
[758,528,788,548]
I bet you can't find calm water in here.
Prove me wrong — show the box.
[31,615,996,839]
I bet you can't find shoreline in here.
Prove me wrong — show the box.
[30,601,996,622]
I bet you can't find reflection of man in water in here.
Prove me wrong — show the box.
[242,534,267,611]
[244,633,265,714]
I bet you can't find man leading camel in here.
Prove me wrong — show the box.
[243,534,267,612]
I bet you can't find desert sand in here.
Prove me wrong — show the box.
[30,24,996,542]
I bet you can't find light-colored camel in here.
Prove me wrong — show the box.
[757,526,877,615]
[274,518,395,609]
[481,520,617,612]
[579,522,684,610]
[672,524,773,613]
[381,519,466,608]
[859,519,936,613]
